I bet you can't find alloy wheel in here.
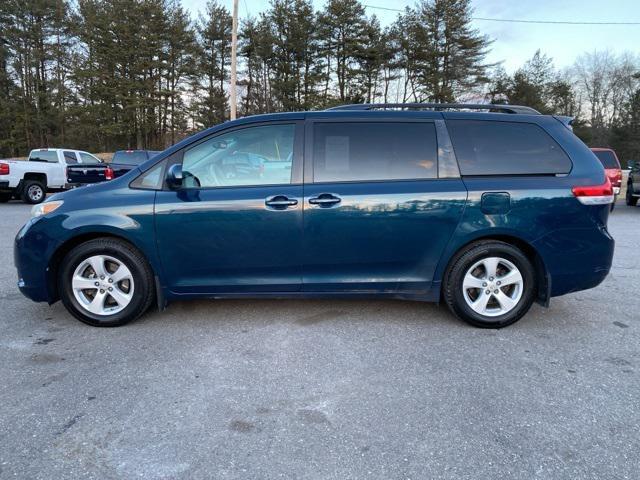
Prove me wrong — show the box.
[71,255,135,316]
[462,256,524,317]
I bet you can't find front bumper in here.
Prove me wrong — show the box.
[14,218,60,303]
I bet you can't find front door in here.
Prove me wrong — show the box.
[302,119,467,293]
[155,122,304,294]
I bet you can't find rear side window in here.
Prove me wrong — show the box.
[63,151,78,164]
[447,120,572,176]
[312,122,437,182]
[592,150,620,169]
[29,150,58,163]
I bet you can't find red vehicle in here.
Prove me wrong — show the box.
[591,148,622,209]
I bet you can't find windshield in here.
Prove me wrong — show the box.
[112,151,149,165]
[593,150,620,169]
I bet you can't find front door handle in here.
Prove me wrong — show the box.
[308,193,342,207]
[265,195,298,209]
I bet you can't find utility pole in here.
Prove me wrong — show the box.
[230,0,239,120]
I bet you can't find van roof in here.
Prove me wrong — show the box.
[326,103,541,115]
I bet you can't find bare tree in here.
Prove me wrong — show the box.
[572,51,640,143]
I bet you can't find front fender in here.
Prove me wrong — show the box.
[17,187,161,303]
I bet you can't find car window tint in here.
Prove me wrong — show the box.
[29,150,58,163]
[447,120,572,176]
[113,151,148,165]
[593,150,619,169]
[182,124,295,188]
[63,151,78,164]
[139,163,164,188]
[79,152,100,163]
[312,122,437,183]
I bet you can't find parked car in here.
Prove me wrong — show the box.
[627,160,640,206]
[14,103,615,328]
[66,149,161,186]
[590,147,622,210]
[0,148,102,204]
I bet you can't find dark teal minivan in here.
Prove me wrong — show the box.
[15,104,615,328]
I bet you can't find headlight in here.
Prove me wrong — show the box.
[31,200,64,218]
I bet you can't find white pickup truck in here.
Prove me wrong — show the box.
[0,148,102,204]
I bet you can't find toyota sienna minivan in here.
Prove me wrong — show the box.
[14,103,615,328]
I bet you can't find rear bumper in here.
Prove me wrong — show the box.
[533,225,614,297]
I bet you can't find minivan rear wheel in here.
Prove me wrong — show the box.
[444,241,536,328]
[59,238,155,327]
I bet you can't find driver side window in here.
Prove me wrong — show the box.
[182,124,295,188]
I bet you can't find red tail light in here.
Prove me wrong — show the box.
[572,177,614,205]
[605,168,622,187]
[105,167,114,180]
[0,163,9,175]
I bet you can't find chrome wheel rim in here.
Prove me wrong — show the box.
[71,255,134,316]
[28,185,43,202]
[462,257,524,318]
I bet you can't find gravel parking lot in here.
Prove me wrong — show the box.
[0,201,638,479]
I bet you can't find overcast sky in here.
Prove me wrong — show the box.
[181,0,639,72]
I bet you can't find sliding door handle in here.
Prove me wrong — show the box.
[308,194,341,206]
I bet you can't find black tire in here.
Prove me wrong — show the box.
[626,183,638,206]
[444,240,536,328]
[0,192,11,202]
[59,238,155,327]
[21,180,46,204]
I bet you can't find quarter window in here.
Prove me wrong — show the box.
[182,124,295,188]
[447,120,572,176]
[312,122,437,183]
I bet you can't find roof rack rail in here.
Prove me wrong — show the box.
[326,103,541,115]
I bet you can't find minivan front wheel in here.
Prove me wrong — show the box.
[444,241,536,328]
[59,238,155,327]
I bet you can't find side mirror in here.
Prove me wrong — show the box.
[166,163,183,189]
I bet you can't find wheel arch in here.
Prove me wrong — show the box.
[23,172,48,186]
[46,231,158,304]
[439,233,550,307]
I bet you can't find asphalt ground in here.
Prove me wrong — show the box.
[0,200,638,479]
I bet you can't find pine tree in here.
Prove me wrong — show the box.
[318,0,368,103]
[161,0,196,145]
[399,0,492,102]
[193,0,231,128]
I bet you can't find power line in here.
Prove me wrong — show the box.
[473,17,640,25]
[363,4,640,25]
